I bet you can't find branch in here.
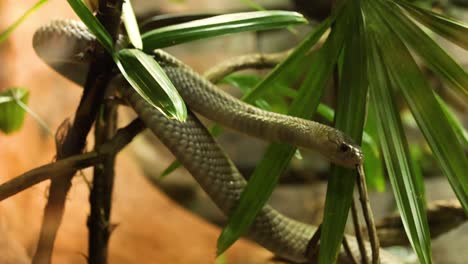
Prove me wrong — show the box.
[203,50,291,84]
[88,99,118,263]
[0,119,145,202]
[0,153,99,201]
[32,1,125,263]
[377,199,466,247]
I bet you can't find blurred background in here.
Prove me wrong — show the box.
[0,0,466,263]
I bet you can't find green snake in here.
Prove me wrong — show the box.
[33,19,399,263]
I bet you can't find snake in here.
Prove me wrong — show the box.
[33,19,399,263]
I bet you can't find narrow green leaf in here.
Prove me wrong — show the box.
[242,15,334,103]
[435,95,468,147]
[142,11,307,51]
[215,144,296,258]
[222,74,290,113]
[362,137,386,191]
[221,74,262,93]
[215,253,227,264]
[14,96,52,135]
[67,0,113,52]
[159,160,182,179]
[376,0,468,213]
[365,2,433,262]
[319,1,368,262]
[217,8,345,256]
[368,41,432,264]
[410,144,426,205]
[238,0,265,10]
[363,104,386,192]
[0,0,48,44]
[114,49,187,121]
[316,103,334,121]
[0,88,29,134]
[122,0,142,49]
[381,0,468,97]
[396,0,468,50]
[140,13,219,33]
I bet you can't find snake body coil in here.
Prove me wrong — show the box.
[33,19,399,263]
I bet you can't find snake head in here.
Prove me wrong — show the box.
[325,131,363,168]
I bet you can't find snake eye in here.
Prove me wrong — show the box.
[339,143,351,153]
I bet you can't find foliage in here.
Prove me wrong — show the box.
[0,0,49,133]
[0,88,29,134]
[217,0,467,263]
[1,0,467,263]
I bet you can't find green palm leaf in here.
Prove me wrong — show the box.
[377,0,468,212]
[216,11,344,255]
[396,0,468,50]
[115,49,187,121]
[364,1,433,262]
[142,11,307,51]
[319,0,368,262]
[0,88,29,134]
[381,1,468,98]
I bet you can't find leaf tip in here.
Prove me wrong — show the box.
[216,227,236,257]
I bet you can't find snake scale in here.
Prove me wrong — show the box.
[33,19,399,263]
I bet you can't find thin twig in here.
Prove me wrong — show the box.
[203,50,291,84]
[305,224,322,262]
[0,119,145,202]
[357,165,380,264]
[351,196,369,264]
[32,1,124,263]
[342,236,359,264]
